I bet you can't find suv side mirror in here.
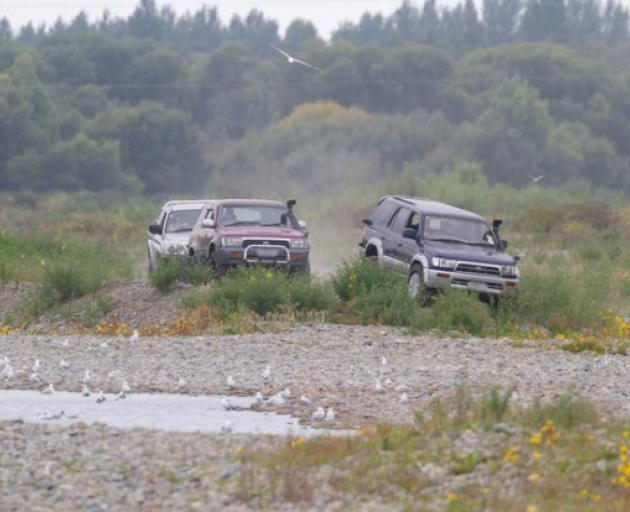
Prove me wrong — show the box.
[201,219,215,229]
[363,219,373,226]
[149,224,163,235]
[402,228,417,240]
[298,220,307,230]
[500,239,509,250]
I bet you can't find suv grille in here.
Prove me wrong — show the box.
[456,263,501,276]
[243,240,290,249]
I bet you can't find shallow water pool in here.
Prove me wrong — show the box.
[0,390,325,436]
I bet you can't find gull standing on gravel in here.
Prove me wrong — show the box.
[100,342,108,349]
[32,359,40,373]
[262,365,271,385]
[324,408,336,422]
[268,43,321,71]
[221,420,233,434]
[221,397,234,411]
[375,380,385,393]
[254,391,264,405]
[82,370,92,385]
[29,373,41,383]
[268,392,286,407]
[381,356,388,366]
[39,410,64,420]
[121,381,131,394]
[41,383,54,395]
[96,391,106,403]
[281,387,290,399]
[3,364,14,381]
[130,329,140,342]
[299,395,312,405]
[227,375,236,390]
[59,360,70,370]
[178,378,187,391]
[399,392,409,404]
[82,384,90,397]
[311,407,326,421]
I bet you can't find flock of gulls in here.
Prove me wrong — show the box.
[0,332,412,434]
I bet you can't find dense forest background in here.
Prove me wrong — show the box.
[0,0,630,197]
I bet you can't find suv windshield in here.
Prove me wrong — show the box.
[423,215,495,245]
[219,204,293,228]
[165,209,201,233]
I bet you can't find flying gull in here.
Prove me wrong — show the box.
[269,43,321,71]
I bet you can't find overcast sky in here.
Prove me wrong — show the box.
[1,0,409,38]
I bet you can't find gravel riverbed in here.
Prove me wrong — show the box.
[2,324,629,510]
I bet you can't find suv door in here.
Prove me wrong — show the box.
[149,209,167,262]
[382,208,407,268]
[388,208,419,271]
[191,206,216,258]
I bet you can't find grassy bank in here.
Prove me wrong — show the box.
[234,389,630,511]
[0,231,133,320]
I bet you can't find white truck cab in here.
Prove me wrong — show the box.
[147,200,216,271]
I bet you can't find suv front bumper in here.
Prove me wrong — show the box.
[216,246,310,270]
[425,268,518,295]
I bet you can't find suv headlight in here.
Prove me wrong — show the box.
[222,236,243,247]
[432,257,457,269]
[502,265,518,277]
[167,244,187,256]
[289,239,310,250]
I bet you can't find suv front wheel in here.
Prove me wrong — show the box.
[408,264,425,300]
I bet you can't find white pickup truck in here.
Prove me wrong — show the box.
[147,200,216,271]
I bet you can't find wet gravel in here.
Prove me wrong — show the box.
[1,324,629,511]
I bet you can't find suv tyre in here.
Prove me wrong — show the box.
[408,264,424,300]
[209,250,226,278]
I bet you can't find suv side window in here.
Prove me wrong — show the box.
[372,200,399,226]
[391,208,413,235]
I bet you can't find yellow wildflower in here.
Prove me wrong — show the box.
[447,492,458,502]
[504,446,521,462]
[528,473,540,483]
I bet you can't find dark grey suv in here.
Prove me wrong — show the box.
[360,196,519,299]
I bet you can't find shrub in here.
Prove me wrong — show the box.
[190,268,337,317]
[515,262,610,333]
[333,258,403,302]
[353,279,420,327]
[149,258,212,293]
[428,289,493,336]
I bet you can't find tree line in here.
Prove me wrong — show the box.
[0,0,629,194]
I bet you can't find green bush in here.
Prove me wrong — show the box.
[149,258,212,293]
[333,258,403,302]
[515,261,610,332]
[353,279,421,327]
[0,231,132,317]
[333,259,427,327]
[189,268,337,317]
[429,289,493,336]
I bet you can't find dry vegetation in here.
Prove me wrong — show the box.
[235,389,630,511]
